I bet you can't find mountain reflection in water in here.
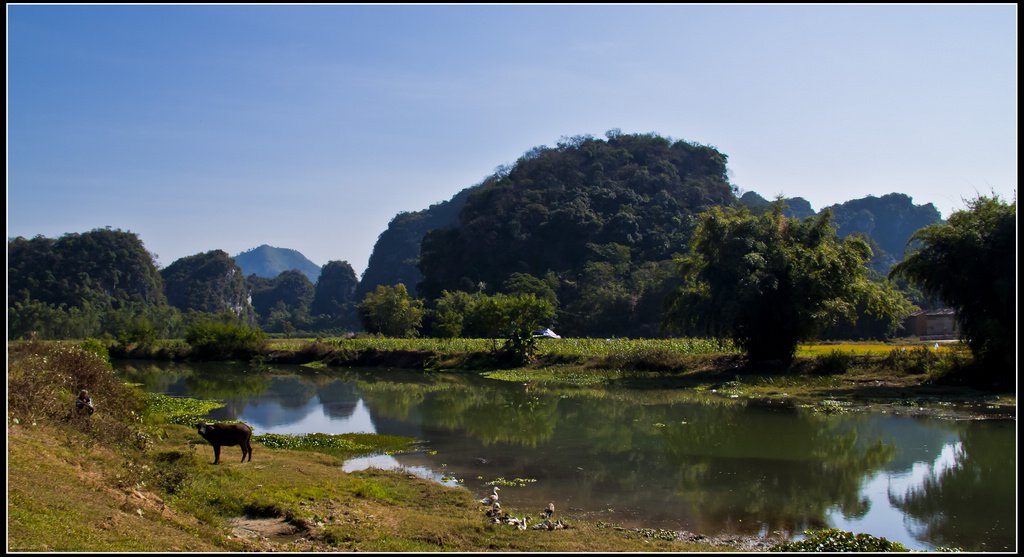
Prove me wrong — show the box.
[115,361,1016,552]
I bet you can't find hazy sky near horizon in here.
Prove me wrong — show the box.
[8,5,1017,276]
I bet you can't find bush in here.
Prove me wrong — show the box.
[296,338,332,362]
[79,338,110,365]
[118,321,158,347]
[813,349,854,375]
[185,321,266,360]
[7,341,144,446]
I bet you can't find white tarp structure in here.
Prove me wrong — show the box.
[534,328,561,339]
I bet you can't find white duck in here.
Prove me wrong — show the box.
[479,486,500,505]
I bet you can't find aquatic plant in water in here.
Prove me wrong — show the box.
[486,476,538,487]
[254,432,417,460]
[143,392,225,425]
[770,529,909,552]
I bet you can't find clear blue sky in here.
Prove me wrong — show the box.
[8,5,1017,276]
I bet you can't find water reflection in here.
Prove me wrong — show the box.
[115,360,1015,551]
[888,420,1017,551]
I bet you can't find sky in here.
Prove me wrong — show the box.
[7,5,1017,277]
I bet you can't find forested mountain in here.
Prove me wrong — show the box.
[248,269,315,333]
[412,132,737,337]
[739,191,815,219]
[161,250,257,327]
[739,191,943,274]
[419,133,734,297]
[8,228,170,339]
[312,260,359,318]
[234,245,321,283]
[826,193,942,271]
[355,187,475,301]
[8,228,166,308]
[244,260,361,335]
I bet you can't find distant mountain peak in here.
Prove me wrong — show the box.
[233,245,321,282]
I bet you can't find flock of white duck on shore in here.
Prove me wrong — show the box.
[479,487,566,531]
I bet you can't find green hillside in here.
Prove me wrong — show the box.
[414,132,736,337]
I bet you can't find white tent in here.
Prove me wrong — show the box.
[533,328,561,339]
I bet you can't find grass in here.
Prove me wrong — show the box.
[795,340,955,357]
[7,422,230,552]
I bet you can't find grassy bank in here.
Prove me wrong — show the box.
[72,334,1019,410]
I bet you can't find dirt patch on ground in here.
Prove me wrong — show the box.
[227,516,299,541]
[674,530,784,551]
[613,526,785,551]
[224,516,330,552]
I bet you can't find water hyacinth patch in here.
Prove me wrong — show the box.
[257,432,371,452]
[143,393,225,425]
[810,399,852,415]
[486,476,538,487]
[254,432,417,460]
[770,528,911,552]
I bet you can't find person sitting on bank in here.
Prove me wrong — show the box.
[75,390,95,415]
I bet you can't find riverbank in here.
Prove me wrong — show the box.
[102,336,1014,404]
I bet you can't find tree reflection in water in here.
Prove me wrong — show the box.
[888,420,1016,552]
[661,403,896,534]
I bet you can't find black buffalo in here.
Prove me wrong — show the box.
[195,422,253,464]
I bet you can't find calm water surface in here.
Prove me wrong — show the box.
[115,360,1016,551]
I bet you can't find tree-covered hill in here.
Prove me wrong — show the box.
[826,193,942,270]
[311,260,359,319]
[7,228,173,339]
[413,132,738,337]
[8,228,165,309]
[160,250,257,327]
[418,133,735,297]
[355,186,475,301]
[738,191,815,219]
[739,191,943,274]
[233,244,321,283]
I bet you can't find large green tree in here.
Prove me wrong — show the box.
[357,284,425,338]
[663,202,908,363]
[889,195,1016,384]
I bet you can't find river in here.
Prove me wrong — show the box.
[114,360,1016,552]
